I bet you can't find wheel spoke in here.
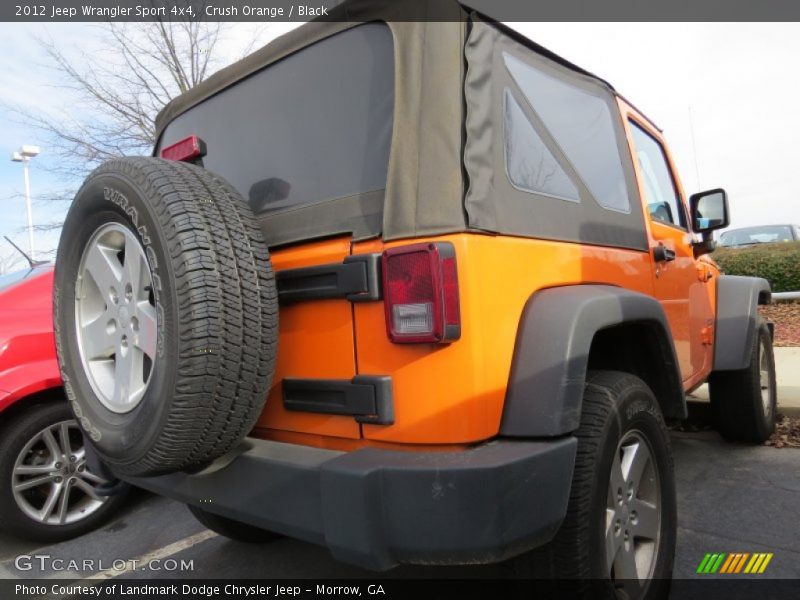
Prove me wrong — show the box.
[630,499,659,541]
[14,473,58,492]
[41,429,62,459]
[57,482,72,524]
[81,313,116,360]
[58,422,73,457]
[79,468,106,485]
[39,483,63,521]
[14,464,55,476]
[622,441,649,489]
[113,347,135,408]
[605,507,622,574]
[609,446,626,506]
[135,301,158,359]
[74,478,103,501]
[114,347,146,409]
[82,242,122,296]
[613,539,640,582]
[123,231,143,293]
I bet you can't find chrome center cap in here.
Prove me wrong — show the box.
[118,306,131,328]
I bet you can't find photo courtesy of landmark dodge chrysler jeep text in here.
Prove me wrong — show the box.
[53,3,777,598]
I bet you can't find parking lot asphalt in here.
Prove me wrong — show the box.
[1,427,799,587]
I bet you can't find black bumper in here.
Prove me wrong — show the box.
[124,436,577,571]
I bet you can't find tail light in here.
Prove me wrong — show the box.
[160,135,206,162]
[382,242,461,344]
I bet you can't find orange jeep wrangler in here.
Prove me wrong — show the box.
[53,5,776,597]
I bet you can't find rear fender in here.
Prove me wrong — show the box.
[500,285,684,437]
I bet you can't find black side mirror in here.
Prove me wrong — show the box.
[689,188,729,258]
[690,188,730,233]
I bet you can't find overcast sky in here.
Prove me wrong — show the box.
[1,22,798,266]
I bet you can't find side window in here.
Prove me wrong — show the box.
[503,51,631,213]
[629,121,685,228]
[503,90,580,202]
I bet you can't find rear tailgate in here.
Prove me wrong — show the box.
[254,237,360,439]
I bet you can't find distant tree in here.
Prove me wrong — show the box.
[13,20,268,180]
[6,20,271,246]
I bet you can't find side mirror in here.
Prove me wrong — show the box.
[690,188,730,233]
[689,188,729,258]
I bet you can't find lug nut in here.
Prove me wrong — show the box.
[55,462,62,469]
[69,478,77,486]
[70,455,76,462]
[55,476,62,483]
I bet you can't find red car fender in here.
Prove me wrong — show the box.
[0,266,63,414]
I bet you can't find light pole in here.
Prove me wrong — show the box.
[10,145,40,261]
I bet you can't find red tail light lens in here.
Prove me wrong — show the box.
[160,135,206,162]
[382,242,461,344]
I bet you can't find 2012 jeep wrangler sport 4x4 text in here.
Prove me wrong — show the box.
[53,4,776,598]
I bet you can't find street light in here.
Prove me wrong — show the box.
[10,145,40,261]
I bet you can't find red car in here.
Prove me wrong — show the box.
[0,265,126,541]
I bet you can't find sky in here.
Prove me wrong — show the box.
[1,21,798,269]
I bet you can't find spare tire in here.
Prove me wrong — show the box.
[54,157,278,477]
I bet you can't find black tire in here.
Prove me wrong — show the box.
[0,401,128,542]
[516,371,676,600]
[54,157,278,477]
[709,319,776,443]
[187,505,283,543]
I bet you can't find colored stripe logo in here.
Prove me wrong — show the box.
[696,552,773,574]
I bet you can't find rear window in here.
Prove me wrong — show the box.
[158,23,394,217]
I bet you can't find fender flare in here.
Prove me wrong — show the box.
[500,285,684,437]
[713,275,771,371]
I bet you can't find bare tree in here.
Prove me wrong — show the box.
[13,21,265,180]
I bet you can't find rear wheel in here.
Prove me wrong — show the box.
[187,505,283,543]
[516,371,676,599]
[709,319,776,443]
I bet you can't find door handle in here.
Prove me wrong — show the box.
[653,244,676,263]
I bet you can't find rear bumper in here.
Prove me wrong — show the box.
[123,436,577,571]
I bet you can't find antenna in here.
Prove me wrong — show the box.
[4,236,47,268]
[688,105,702,189]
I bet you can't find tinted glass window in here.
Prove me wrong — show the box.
[503,51,630,212]
[159,24,394,215]
[503,90,579,202]
[629,122,684,228]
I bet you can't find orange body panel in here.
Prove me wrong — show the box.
[255,236,361,439]
[353,234,653,444]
